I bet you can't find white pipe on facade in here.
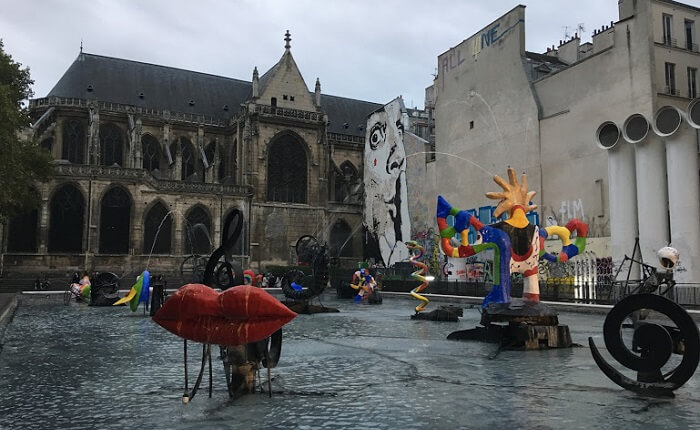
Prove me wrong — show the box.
[597,121,638,269]
[625,114,670,267]
[661,100,700,283]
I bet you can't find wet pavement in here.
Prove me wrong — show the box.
[1,292,700,429]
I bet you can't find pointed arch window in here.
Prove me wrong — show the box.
[40,137,54,154]
[267,135,307,203]
[142,134,161,173]
[143,202,171,254]
[100,123,124,166]
[184,206,212,255]
[49,184,84,252]
[7,208,39,253]
[62,120,84,164]
[181,138,196,181]
[334,161,359,202]
[99,187,131,254]
[330,219,354,257]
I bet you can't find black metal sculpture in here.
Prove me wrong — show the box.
[589,293,700,397]
[280,235,337,313]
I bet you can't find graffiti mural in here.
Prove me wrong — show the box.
[363,98,411,267]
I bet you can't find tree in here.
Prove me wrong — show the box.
[0,39,53,222]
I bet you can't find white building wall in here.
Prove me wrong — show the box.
[428,6,541,214]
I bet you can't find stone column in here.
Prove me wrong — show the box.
[88,105,100,165]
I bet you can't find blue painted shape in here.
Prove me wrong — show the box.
[138,270,150,305]
[436,195,452,218]
[478,206,493,224]
[454,210,471,232]
[479,226,512,307]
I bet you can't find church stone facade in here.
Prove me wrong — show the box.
[2,32,381,277]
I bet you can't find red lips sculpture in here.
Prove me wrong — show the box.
[153,284,297,346]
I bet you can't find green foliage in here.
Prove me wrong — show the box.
[0,40,53,221]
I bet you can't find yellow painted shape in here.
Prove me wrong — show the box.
[113,287,137,306]
[505,207,529,228]
[545,225,572,246]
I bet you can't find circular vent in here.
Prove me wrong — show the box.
[596,121,620,150]
[688,98,700,129]
[622,114,649,144]
[653,106,682,136]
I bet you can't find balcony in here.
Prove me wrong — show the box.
[53,163,253,196]
[29,96,233,127]
[662,37,678,48]
[253,104,324,122]
[662,86,681,96]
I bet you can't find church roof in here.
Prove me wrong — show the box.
[48,53,252,119]
[46,52,382,138]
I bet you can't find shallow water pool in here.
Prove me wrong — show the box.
[1,293,699,429]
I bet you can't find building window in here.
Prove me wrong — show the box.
[689,67,698,99]
[100,123,123,166]
[686,20,696,51]
[143,201,171,254]
[330,219,354,257]
[181,138,196,181]
[663,14,674,46]
[7,207,38,253]
[99,186,131,254]
[271,97,277,107]
[334,161,358,202]
[48,184,84,253]
[290,96,295,101]
[283,95,288,100]
[142,134,161,173]
[665,62,677,95]
[267,135,307,203]
[62,120,84,164]
[40,137,53,153]
[183,206,211,255]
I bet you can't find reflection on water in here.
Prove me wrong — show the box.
[1,294,700,429]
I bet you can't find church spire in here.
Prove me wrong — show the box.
[315,78,321,107]
[252,66,259,99]
[284,30,291,51]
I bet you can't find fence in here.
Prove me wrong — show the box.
[376,251,700,307]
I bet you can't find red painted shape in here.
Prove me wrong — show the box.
[566,219,588,237]
[511,246,533,262]
[152,284,297,346]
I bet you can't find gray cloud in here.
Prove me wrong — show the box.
[3,0,693,108]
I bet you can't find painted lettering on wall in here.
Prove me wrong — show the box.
[481,23,501,48]
[559,198,584,222]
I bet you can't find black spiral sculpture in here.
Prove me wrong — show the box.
[280,235,329,301]
[589,293,700,397]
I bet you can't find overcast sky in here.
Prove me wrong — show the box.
[2,0,698,109]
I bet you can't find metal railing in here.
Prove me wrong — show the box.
[253,104,324,122]
[29,96,234,127]
[54,164,253,196]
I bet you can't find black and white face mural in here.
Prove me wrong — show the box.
[363,98,410,267]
